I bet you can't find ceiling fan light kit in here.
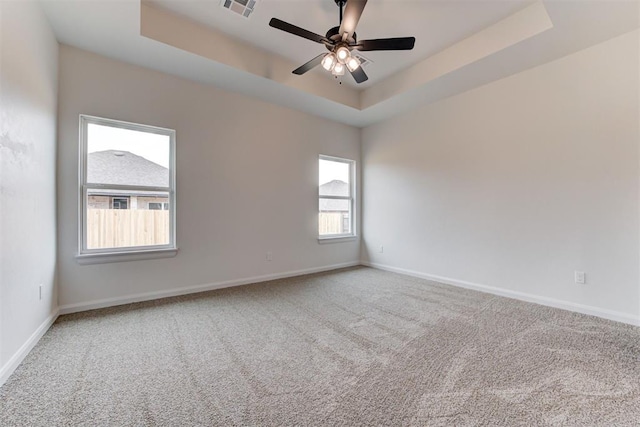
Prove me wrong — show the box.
[269,0,416,84]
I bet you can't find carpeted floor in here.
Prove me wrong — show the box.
[1,267,639,426]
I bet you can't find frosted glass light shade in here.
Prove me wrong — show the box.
[346,56,361,72]
[336,46,350,64]
[321,53,337,71]
[332,62,346,76]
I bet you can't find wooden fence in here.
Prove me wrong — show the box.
[87,209,169,249]
[319,212,346,235]
[88,209,344,248]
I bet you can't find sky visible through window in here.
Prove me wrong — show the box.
[319,159,349,186]
[88,124,350,184]
[88,123,170,168]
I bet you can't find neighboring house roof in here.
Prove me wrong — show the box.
[320,179,349,197]
[320,180,350,212]
[87,150,169,188]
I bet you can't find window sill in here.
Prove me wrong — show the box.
[318,235,358,244]
[76,248,178,265]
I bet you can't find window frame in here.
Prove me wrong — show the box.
[77,115,177,261]
[318,154,356,241]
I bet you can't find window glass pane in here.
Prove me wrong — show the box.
[319,198,350,235]
[319,159,350,197]
[86,189,170,249]
[87,123,170,187]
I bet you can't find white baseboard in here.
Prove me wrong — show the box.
[59,261,361,315]
[7,260,635,390]
[1,262,359,387]
[362,261,640,327]
[0,310,59,388]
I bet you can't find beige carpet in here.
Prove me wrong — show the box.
[1,266,639,426]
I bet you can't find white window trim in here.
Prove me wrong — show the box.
[77,115,177,263]
[317,235,358,244]
[75,248,178,265]
[318,154,357,241]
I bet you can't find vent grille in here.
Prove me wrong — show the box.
[351,52,373,68]
[221,0,257,18]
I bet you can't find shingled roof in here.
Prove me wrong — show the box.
[320,180,349,212]
[87,150,168,187]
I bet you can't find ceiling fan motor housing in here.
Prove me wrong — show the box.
[325,26,357,50]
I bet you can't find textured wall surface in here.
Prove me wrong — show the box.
[56,45,361,307]
[362,30,640,321]
[0,1,58,370]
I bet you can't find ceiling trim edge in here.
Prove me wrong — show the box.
[139,1,361,110]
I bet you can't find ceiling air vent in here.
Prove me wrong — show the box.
[351,52,373,68]
[221,0,257,18]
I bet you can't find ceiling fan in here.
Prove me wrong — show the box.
[269,0,416,84]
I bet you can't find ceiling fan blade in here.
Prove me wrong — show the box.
[355,37,416,51]
[338,0,368,41]
[292,54,326,75]
[269,18,331,45]
[349,66,368,84]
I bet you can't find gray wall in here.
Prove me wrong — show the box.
[0,1,58,375]
[362,30,640,322]
[57,45,361,308]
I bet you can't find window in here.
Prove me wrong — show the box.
[79,115,176,259]
[148,202,170,211]
[111,197,129,210]
[319,155,355,239]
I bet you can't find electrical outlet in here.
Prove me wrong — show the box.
[379,245,384,253]
[575,271,586,285]
[266,251,272,262]
[39,284,43,300]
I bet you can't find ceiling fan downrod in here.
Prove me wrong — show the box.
[335,0,346,24]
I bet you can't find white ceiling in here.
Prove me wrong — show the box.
[149,0,530,89]
[40,0,640,127]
